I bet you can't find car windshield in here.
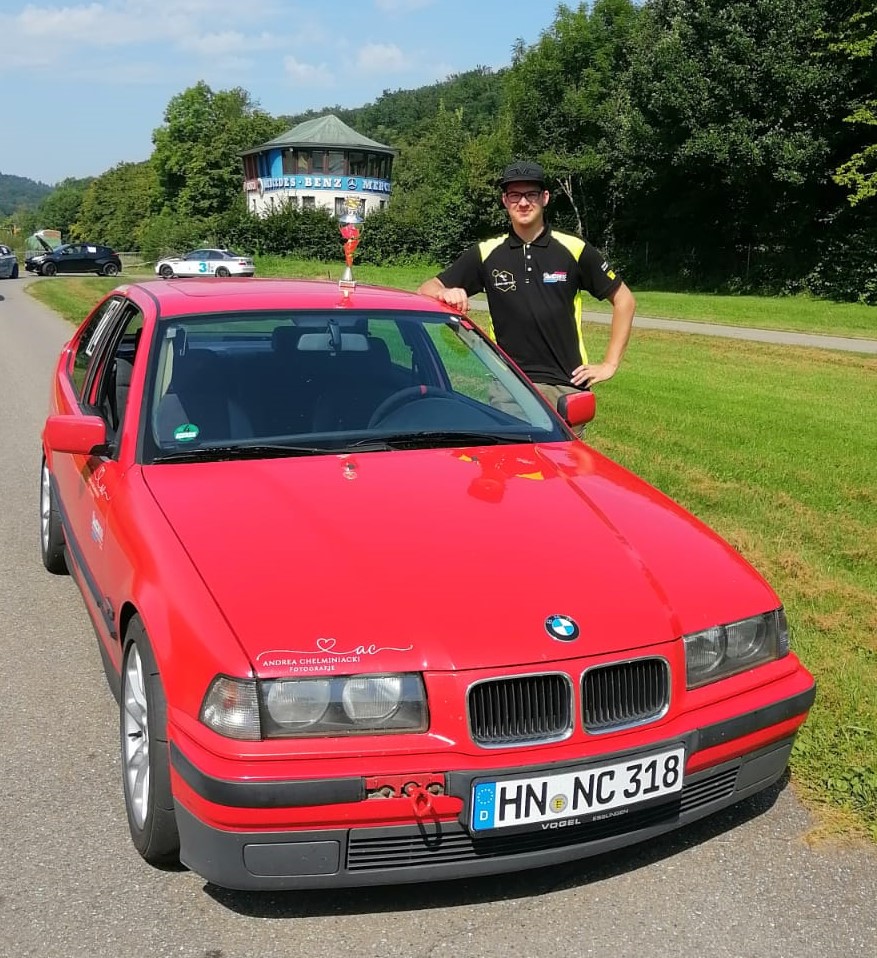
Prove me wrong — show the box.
[142,309,565,463]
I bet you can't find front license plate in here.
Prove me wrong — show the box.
[470,746,685,832]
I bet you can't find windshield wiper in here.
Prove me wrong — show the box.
[152,443,330,464]
[361,430,530,450]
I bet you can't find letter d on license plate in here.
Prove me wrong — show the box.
[471,746,685,832]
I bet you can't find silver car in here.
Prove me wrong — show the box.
[0,244,19,279]
[155,248,256,279]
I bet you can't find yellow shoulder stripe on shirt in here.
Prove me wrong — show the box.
[552,231,586,260]
[477,237,505,341]
[548,230,589,365]
[478,236,506,261]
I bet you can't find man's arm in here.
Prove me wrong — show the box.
[417,276,471,314]
[570,282,636,387]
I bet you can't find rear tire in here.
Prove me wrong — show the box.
[120,618,180,866]
[42,262,57,276]
[215,266,230,278]
[40,458,68,575]
[11,263,18,279]
[102,262,119,276]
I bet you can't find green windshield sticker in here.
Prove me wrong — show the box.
[173,423,200,442]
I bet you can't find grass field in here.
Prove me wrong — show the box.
[30,256,877,340]
[26,272,877,840]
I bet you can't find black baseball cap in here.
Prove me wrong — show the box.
[499,160,546,189]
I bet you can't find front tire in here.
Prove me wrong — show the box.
[11,263,18,279]
[121,619,180,865]
[40,458,68,575]
[159,264,174,279]
[42,262,57,276]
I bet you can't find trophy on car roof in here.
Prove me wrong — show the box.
[338,198,364,295]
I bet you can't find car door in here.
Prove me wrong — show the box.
[181,250,208,277]
[50,295,140,655]
[54,245,77,274]
[79,302,147,670]
[207,250,227,274]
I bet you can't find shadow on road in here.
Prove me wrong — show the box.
[205,773,789,917]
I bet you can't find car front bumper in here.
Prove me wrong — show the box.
[171,682,815,890]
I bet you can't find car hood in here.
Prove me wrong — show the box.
[142,443,777,676]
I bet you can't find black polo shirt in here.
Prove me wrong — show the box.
[438,226,622,385]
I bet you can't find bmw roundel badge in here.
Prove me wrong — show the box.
[545,614,580,641]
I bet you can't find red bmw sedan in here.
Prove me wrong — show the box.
[40,278,815,890]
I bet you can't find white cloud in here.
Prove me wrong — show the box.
[283,56,334,87]
[356,42,409,73]
[177,31,284,57]
[0,0,290,74]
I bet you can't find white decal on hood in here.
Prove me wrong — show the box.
[256,639,414,674]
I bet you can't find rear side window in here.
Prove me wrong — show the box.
[70,298,124,396]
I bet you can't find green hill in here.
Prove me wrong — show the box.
[279,66,506,144]
[0,172,53,216]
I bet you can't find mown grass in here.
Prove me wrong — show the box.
[579,321,877,839]
[584,289,877,340]
[26,272,877,839]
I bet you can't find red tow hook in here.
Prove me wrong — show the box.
[404,784,434,816]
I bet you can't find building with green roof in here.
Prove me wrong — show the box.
[241,114,396,219]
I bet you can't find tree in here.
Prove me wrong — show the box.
[151,82,287,220]
[72,161,160,249]
[32,178,91,240]
[831,3,877,205]
[503,0,641,245]
[388,105,483,262]
[610,0,849,286]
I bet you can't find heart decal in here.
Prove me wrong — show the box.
[316,637,337,652]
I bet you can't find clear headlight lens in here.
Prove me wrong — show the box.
[199,673,428,739]
[684,608,789,688]
[263,674,426,738]
[264,678,331,729]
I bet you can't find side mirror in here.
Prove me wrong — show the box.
[43,414,108,456]
[557,391,596,429]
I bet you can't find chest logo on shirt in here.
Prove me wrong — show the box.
[491,269,516,292]
[543,271,568,283]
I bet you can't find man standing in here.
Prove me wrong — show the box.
[417,160,636,417]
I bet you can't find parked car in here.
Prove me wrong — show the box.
[40,278,815,891]
[25,242,121,277]
[155,248,255,279]
[0,244,18,279]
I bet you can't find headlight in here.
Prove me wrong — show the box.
[684,608,789,688]
[200,675,261,740]
[200,673,428,739]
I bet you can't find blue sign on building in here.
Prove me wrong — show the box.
[249,175,391,195]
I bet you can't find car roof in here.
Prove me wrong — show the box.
[120,278,451,318]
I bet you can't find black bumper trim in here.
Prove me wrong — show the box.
[170,742,364,808]
[695,683,816,752]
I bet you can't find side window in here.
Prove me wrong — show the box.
[70,298,124,396]
[93,309,145,436]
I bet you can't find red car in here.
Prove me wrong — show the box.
[40,278,815,891]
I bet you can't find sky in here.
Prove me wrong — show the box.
[0,0,560,186]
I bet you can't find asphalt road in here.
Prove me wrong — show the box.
[1,277,875,958]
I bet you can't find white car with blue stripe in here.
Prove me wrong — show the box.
[155,248,255,279]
